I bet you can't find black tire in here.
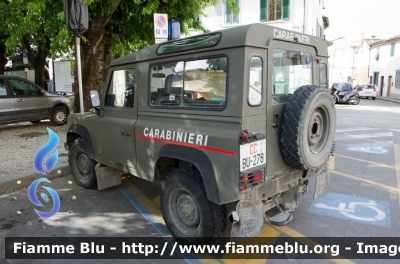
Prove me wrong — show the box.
[373,97,376,100]
[31,120,41,123]
[161,167,226,245]
[332,95,338,104]
[50,106,68,126]
[280,85,336,171]
[353,95,360,105]
[69,139,97,188]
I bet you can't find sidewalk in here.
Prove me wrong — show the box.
[376,96,400,104]
[0,163,71,195]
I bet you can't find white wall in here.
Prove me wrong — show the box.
[188,0,326,38]
[355,41,371,85]
[328,41,359,86]
[369,40,400,99]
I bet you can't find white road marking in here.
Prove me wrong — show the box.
[348,132,393,139]
[336,127,375,133]
[390,129,400,132]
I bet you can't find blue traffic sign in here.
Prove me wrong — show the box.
[308,192,390,228]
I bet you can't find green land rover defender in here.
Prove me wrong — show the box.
[65,23,335,244]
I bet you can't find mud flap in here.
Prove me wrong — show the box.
[230,200,264,241]
[314,163,330,200]
[95,164,121,190]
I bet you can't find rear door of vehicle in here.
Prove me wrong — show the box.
[0,78,16,124]
[9,78,49,121]
[266,41,318,178]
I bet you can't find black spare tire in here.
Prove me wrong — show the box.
[280,85,336,171]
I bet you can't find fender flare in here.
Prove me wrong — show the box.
[67,124,95,159]
[156,144,220,204]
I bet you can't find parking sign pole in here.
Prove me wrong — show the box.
[76,37,84,114]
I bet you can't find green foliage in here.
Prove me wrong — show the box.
[326,40,333,47]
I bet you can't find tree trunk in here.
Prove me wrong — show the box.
[0,41,7,75]
[76,21,107,112]
[23,37,48,88]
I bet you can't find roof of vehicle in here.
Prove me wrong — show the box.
[111,23,328,67]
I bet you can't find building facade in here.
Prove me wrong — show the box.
[188,0,329,39]
[328,41,360,86]
[368,35,400,99]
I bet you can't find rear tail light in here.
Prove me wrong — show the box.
[373,88,376,92]
[239,131,248,143]
[240,169,265,192]
[330,89,333,95]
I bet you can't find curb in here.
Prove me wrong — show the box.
[376,97,400,104]
[0,163,71,195]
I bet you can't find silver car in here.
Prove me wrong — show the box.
[0,75,72,126]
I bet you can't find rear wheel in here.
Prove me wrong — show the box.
[69,139,97,188]
[373,97,376,100]
[161,167,226,244]
[50,106,68,126]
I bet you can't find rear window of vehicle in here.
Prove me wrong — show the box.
[0,79,7,96]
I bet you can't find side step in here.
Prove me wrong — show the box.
[266,212,293,226]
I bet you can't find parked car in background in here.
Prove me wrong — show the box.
[330,82,353,103]
[0,75,72,126]
[353,84,377,100]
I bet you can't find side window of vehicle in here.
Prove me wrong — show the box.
[149,56,227,109]
[320,63,327,88]
[105,68,135,107]
[10,79,41,96]
[0,79,7,96]
[272,50,312,104]
[248,57,262,106]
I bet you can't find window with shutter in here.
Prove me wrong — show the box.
[395,70,400,88]
[390,43,395,57]
[260,0,267,22]
[266,0,289,21]
[226,0,239,25]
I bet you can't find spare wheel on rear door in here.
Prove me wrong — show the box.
[280,85,336,171]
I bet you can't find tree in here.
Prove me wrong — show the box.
[326,40,333,47]
[0,1,10,74]
[5,0,68,88]
[74,0,239,112]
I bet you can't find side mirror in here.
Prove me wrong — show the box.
[90,90,100,107]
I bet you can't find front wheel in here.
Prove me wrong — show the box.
[353,95,360,105]
[161,167,226,244]
[50,106,68,126]
[69,139,97,188]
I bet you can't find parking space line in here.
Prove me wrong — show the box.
[335,154,399,171]
[268,224,353,264]
[120,178,219,264]
[394,145,400,208]
[336,134,397,145]
[329,156,335,171]
[330,170,400,195]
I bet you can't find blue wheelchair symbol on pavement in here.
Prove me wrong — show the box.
[308,192,390,227]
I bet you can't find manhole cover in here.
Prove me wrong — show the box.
[18,132,46,138]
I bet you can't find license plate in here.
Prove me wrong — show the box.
[365,92,371,94]
[339,92,344,95]
[240,139,266,171]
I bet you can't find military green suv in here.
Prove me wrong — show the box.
[65,23,335,244]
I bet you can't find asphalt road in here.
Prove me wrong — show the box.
[1,98,400,263]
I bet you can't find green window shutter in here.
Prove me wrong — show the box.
[391,43,395,57]
[260,0,267,22]
[282,0,290,20]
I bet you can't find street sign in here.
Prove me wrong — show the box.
[22,50,28,65]
[153,13,168,42]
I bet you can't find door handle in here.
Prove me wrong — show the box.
[16,99,23,102]
[121,132,131,136]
